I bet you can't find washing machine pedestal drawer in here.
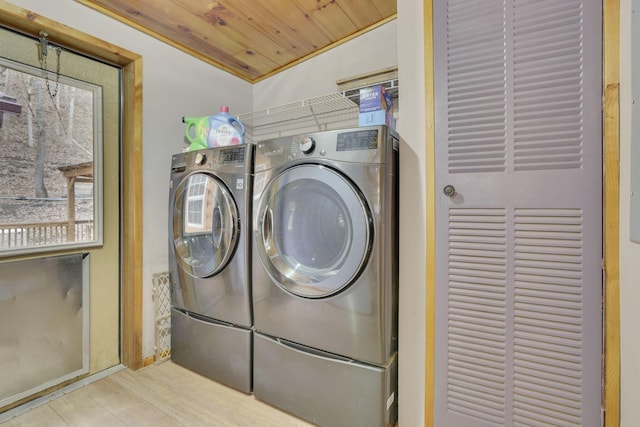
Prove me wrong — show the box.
[171,308,252,393]
[253,332,397,427]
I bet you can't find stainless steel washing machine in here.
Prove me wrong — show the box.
[168,145,253,393]
[251,126,398,426]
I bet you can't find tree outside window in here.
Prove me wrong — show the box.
[0,59,102,255]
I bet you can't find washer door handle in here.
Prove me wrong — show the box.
[262,207,274,253]
[212,205,222,247]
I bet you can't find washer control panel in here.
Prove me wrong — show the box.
[220,146,246,164]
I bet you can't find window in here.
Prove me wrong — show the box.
[0,56,103,256]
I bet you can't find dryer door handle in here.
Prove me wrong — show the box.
[262,207,274,253]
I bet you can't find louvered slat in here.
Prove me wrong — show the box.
[513,0,584,171]
[447,0,506,174]
[447,208,507,424]
[514,208,584,427]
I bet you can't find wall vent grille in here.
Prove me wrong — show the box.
[153,271,171,363]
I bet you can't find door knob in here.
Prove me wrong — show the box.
[443,185,456,197]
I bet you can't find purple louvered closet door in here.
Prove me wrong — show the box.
[433,0,603,426]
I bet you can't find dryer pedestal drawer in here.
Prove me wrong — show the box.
[171,308,252,393]
[253,332,398,427]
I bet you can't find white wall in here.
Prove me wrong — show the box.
[9,0,253,359]
[619,0,640,425]
[253,21,397,109]
[396,1,427,425]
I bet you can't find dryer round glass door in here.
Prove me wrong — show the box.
[255,164,373,298]
[172,172,239,278]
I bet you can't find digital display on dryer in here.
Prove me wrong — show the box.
[336,129,379,151]
[220,147,245,164]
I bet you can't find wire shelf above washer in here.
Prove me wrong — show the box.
[237,93,360,143]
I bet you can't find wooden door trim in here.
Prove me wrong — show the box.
[120,53,144,371]
[0,1,144,370]
[603,0,620,425]
[423,0,436,425]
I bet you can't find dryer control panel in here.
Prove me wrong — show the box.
[254,125,395,171]
[336,129,379,151]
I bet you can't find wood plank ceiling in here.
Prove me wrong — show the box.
[77,0,397,83]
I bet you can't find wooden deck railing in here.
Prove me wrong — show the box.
[0,220,94,248]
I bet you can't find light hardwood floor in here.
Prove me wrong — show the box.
[3,361,314,427]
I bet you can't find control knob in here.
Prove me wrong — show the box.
[195,152,207,165]
[300,137,315,154]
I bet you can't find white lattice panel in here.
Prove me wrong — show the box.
[153,272,171,362]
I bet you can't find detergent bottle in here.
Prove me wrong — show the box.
[182,116,209,151]
[206,106,245,147]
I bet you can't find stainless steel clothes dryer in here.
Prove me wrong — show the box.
[168,145,253,393]
[251,126,398,426]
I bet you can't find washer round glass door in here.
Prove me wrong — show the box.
[255,164,373,298]
[172,172,239,278]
